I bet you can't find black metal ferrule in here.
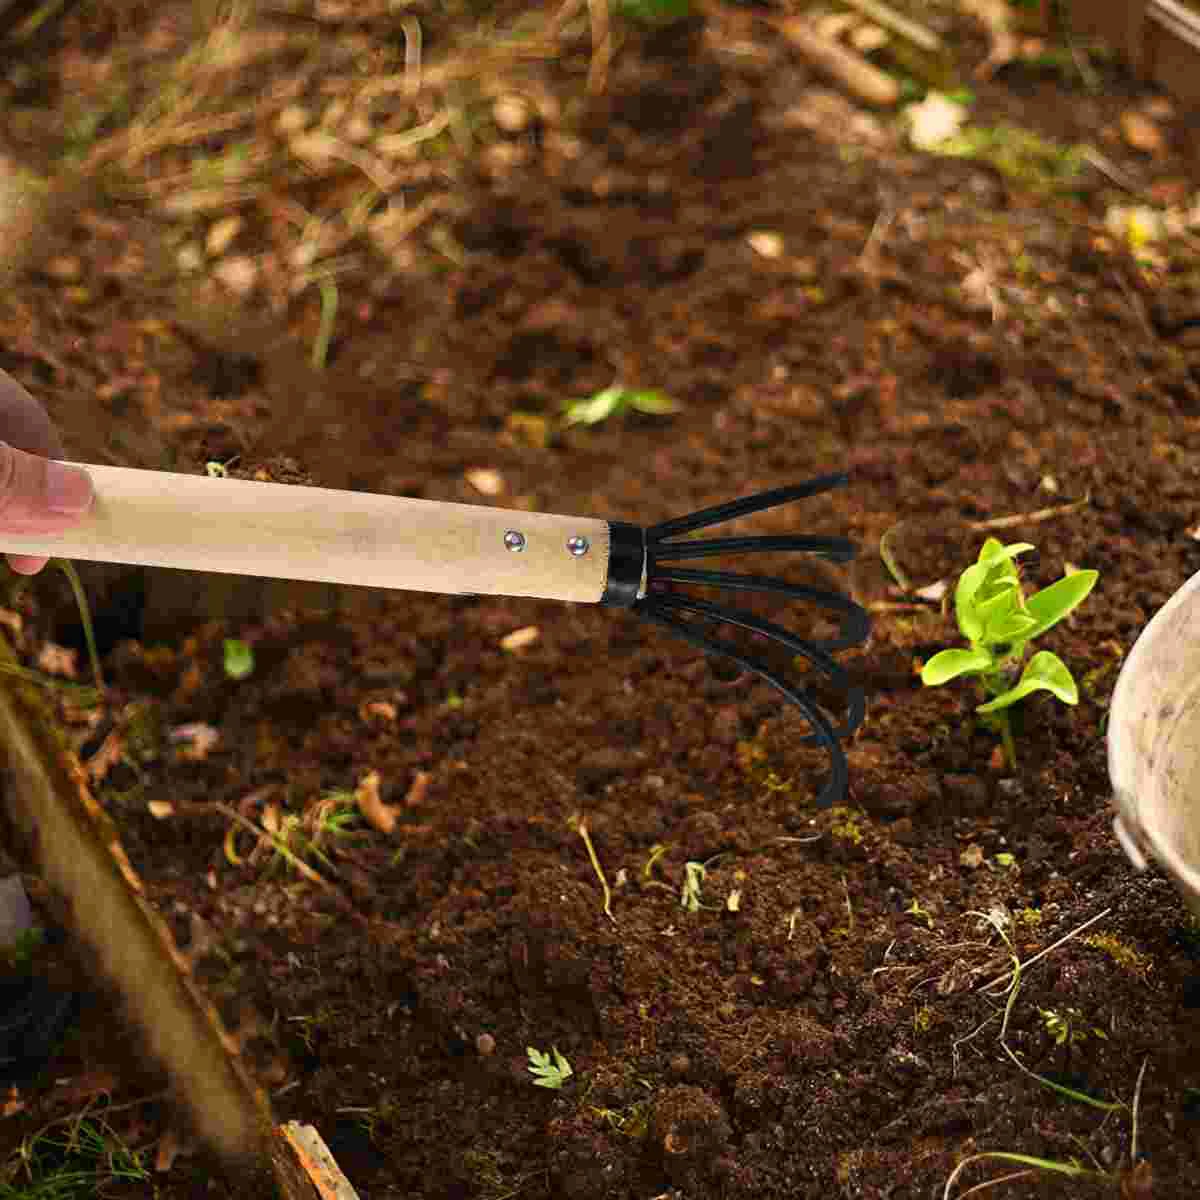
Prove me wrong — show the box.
[601,521,646,608]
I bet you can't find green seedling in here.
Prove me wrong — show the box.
[5,925,44,968]
[1038,1006,1107,1047]
[562,386,680,428]
[680,861,708,912]
[920,538,1098,768]
[526,1045,573,1090]
[222,638,255,680]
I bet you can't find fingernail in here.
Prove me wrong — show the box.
[45,461,94,515]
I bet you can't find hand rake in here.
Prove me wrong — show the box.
[2,465,869,804]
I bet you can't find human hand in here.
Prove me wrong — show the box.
[0,368,94,575]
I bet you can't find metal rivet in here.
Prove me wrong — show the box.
[503,530,526,552]
[566,535,590,557]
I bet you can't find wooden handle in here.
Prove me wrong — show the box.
[0,463,614,604]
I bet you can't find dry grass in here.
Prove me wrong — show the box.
[49,0,609,310]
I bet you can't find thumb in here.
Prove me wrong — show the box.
[0,444,94,575]
[0,443,93,525]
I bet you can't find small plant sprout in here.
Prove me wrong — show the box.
[920,538,1098,768]
[680,854,728,913]
[680,861,708,912]
[527,1045,573,1090]
[562,385,680,428]
[223,638,255,680]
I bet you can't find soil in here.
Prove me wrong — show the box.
[2,3,1200,1198]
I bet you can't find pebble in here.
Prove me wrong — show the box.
[213,255,258,296]
[493,93,533,135]
[476,1032,496,1056]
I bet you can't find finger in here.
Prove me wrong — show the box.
[6,553,48,575]
[0,369,64,459]
[0,443,94,530]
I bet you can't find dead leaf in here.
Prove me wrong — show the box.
[147,800,174,819]
[359,698,398,725]
[404,770,431,807]
[171,722,220,761]
[746,231,784,259]
[914,579,948,602]
[1,1088,24,1118]
[206,215,244,256]
[155,1128,184,1173]
[963,0,1018,80]
[959,844,985,870]
[465,468,505,496]
[1120,110,1165,156]
[500,625,540,652]
[355,769,397,834]
[37,643,78,678]
[85,731,124,783]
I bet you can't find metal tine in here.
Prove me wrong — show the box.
[636,601,849,808]
[650,592,861,702]
[650,568,868,641]
[652,596,866,738]
[647,472,850,543]
[648,534,857,563]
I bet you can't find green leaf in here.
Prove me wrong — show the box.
[955,542,1033,641]
[222,639,255,681]
[976,650,1078,713]
[986,610,1038,643]
[527,1045,573,1089]
[974,583,1021,635]
[921,646,994,686]
[1020,569,1099,642]
[562,387,625,427]
[628,389,681,415]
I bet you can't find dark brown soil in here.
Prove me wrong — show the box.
[3,4,1200,1198]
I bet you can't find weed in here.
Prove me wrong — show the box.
[680,855,727,913]
[614,0,691,25]
[5,1117,150,1199]
[906,898,934,928]
[1082,933,1152,980]
[222,638,254,681]
[680,861,708,912]
[920,538,1097,768]
[913,1005,934,1035]
[1038,1006,1106,1047]
[929,123,1086,191]
[561,385,679,428]
[5,925,44,968]
[829,806,864,846]
[591,1098,651,1139]
[642,843,669,881]
[527,1046,573,1090]
[310,277,339,371]
[53,560,104,694]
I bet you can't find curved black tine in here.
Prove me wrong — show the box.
[635,599,849,808]
[649,567,870,651]
[651,595,866,740]
[647,473,850,542]
[650,591,861,702]
[649,534,858,563]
